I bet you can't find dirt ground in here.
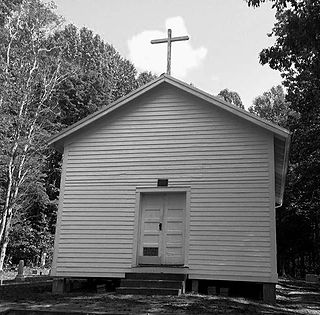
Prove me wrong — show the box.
[0,279,319,314]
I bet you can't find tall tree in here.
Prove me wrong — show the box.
[0,2,157,269]
[247,0,320,275]
[51,25,158,127]
[0,0,23,27]
[248,85,291,128]
[0,0,67,270]
[217,88,244,109]
[136,71,158,87]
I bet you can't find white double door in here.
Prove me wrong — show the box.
[138,192,185,265]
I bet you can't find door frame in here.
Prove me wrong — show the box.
[132,187,191,267]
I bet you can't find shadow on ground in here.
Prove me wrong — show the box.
[276,279,320,314]
[0,278,319,314]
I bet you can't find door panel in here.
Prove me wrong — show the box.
[138,192,185,265]
[164,193,185,264]
[138,194,162,264]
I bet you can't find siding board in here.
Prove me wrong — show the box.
[54,84,275,282]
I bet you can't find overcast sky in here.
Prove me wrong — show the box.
[52,0,282,108]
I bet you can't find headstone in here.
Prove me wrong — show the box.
[40,252,47,268]
[15,260,25,282]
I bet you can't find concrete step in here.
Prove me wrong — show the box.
[116,287,181,296]
[120,279,183,289]
[125,272,186,281]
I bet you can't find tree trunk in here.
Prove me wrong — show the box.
[282,263,286,277]
[0,154,15,242]
[0,239,9,271]
[0,210,13,271]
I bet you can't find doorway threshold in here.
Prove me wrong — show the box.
[131,265,189,274]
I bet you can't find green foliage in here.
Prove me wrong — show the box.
[0,0,23,26]
[137,71,158,87]
[248,85,291,127]
[0,0,68,269]
[246,0,294,9]
[0,1,157,268]
[218,88,244,109]
[248,0,320,276]
[7,180,55,266]
[51,25,158,127]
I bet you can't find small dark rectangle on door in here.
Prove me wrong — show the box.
[143,247,158,256]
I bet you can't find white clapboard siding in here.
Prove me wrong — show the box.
[53,84,276,282]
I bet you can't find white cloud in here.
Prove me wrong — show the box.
[211,74,220,82]
[128,16,207,78]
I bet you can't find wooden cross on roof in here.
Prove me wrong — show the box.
[151,29,189,75]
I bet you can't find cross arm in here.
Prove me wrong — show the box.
[171,35,189,42]
[151,35,189,44]
[151,38,168,44]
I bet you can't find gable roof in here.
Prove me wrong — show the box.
[48,74,291,206]
[48,74,290,149]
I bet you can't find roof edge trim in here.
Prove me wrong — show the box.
[47,74,166,146]
[48,74,291,148]
[162,75,290,139]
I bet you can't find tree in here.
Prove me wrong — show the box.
[247,0,320,275]
[217,88,244,109]
[248,85,291,128]
[0,0,68,270]
[7,180,55,266]
[50,25,158,127]
[0,2,158,269]
[0,0,23,27]
[136,71,158,88]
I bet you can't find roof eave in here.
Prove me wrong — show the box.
[162,75,290,139]
[47,74,166,147]
[48,73,291,151]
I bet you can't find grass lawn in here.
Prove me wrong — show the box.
[0,278,319,314]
